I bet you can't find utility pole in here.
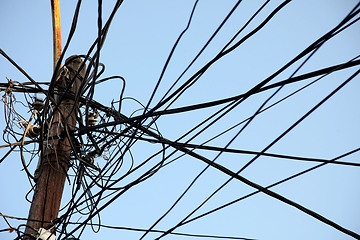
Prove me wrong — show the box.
[24,1,85,239]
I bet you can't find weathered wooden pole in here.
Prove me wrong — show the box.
[51,0,62,69]
[24,1,85,239]
[24,56,85,239]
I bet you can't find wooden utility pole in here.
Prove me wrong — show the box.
[51,0,62,69]
[24,1,85,239]
[24,56,85,239]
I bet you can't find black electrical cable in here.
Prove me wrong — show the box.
[155,67,360,240]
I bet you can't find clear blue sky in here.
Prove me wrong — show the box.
[0,1,360,239]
